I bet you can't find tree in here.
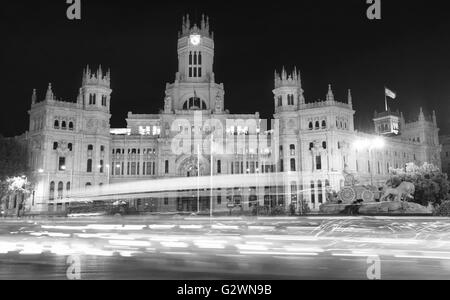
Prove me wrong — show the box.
[0,136,33,214]
[388,163,450,207]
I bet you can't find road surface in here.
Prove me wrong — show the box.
[1,216,450,280]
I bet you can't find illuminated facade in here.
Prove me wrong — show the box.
[19,15,442,215]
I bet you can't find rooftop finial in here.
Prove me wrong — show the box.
[326,84,334,102]
[45,83,54,101]
[419,107,425,121]
[186,13,190,29]
[31,89,37,104]
[347,89,353,107]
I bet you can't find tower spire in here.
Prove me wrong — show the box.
[45,83,54,101]
[347,89,353,107]
[419,107,425,121]
[326,84,334,102]
[31,89,37,105]
[432,110,437,125]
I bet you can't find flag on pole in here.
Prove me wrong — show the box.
[385,87,397,99]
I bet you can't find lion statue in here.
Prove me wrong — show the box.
[380,182,415,202]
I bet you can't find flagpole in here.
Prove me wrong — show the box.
[384,87,388,112]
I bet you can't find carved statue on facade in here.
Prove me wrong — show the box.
[215,92,223,113]
[164,96,172,113]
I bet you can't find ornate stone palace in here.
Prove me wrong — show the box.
[5,15,442,215]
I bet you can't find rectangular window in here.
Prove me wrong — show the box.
[217,160,222,174]
[59,157,66,171]
[165,160,169,174]
[316,156,322,170]
[290,159,296,172]
[131,162,136,176]
[164,197,169,205]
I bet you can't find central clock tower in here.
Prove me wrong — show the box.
[164,14,225,113]
[176,14,215,83]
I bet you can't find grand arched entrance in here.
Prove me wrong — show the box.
[176,155,211,212]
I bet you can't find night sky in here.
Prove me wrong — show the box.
[1,0,450,137]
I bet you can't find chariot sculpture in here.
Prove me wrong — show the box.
[337,169,415,204]
[337,173,382,203]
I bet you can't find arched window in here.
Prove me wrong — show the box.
[88,145,93,151]
[53,142,58,150]
[322,141,327,149]
[68,143,73,151]
[54,120,59,129]
[322,120,327,129]
[309,142,314,150]
[310,181,315,204]
[183,97,207,110]
[278,96,283,107]
[101,95,107,106]
[61,121,67,129]
[66,182,71,192]
[309,122,313,130]
[49,182,55,201]
[87,159,93,173]
[58,182,64,199]
[315,121,320,129]
[290,144,295,156]
[69,122,74,131]
[85,183,92,188]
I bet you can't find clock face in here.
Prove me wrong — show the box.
[189,34,201,46]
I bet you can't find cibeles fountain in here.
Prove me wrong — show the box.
[320,170,432,215]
